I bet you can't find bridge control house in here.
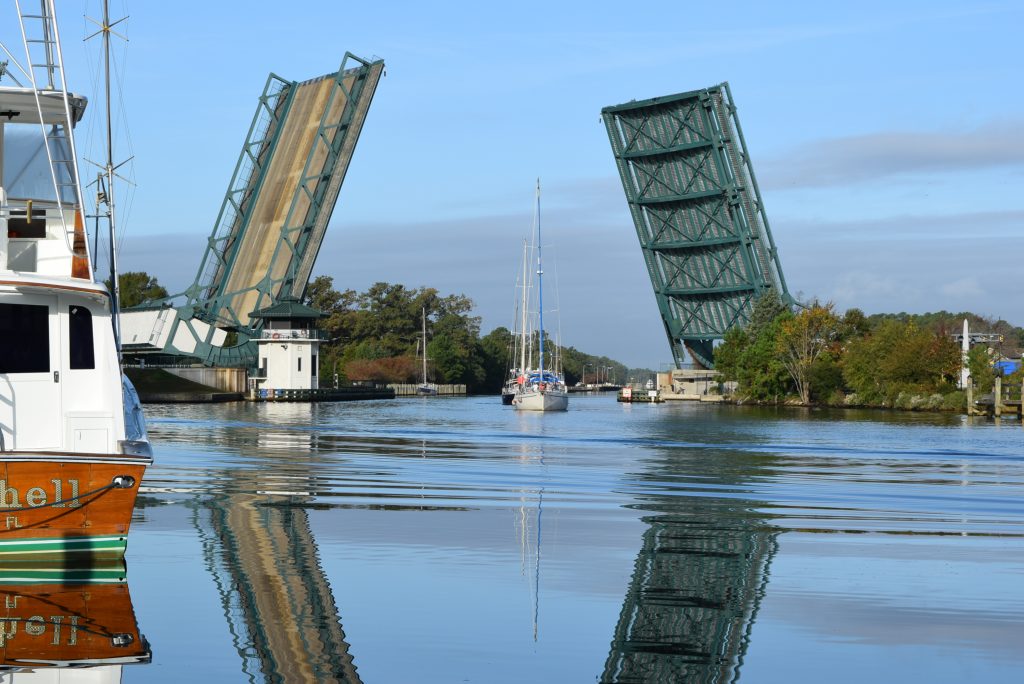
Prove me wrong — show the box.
[248,299,326,398]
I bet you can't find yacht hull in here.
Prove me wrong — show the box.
[512,389,569,412]
[0,453,150,559]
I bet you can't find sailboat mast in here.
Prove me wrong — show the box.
[421,306,428,383]
[519,239,528,373]
[536,179,544,378]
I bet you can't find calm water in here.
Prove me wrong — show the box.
[114,396,1022,682]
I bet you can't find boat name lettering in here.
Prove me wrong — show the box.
[0,479,81,509]
[0,608,78,646]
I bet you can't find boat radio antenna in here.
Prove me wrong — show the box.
[85,0,130,357]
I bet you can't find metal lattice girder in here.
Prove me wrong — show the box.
[602,83,791,368]
[196,53,385,332]
[124,54,384,368]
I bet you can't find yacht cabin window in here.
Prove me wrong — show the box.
[69,306,95,370]
[0,304,49,373]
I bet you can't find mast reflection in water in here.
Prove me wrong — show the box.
[602,448,778,683]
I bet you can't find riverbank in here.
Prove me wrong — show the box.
[715,389,976,415]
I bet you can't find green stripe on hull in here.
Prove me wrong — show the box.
[0,564,127,584]
[0,535,127,559]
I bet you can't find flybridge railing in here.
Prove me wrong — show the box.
[15,0,91,276]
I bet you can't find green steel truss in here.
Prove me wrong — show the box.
[602,83,791,368]
[188,72,295,324]
[138,53,384,367]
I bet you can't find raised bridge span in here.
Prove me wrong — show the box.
[602,83,792,369]
[121,54,384,367]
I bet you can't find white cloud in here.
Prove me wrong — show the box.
[761,120,1024,190]
[940,277,985,299]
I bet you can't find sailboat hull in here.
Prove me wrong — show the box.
[512,388,569,412]
[0,453,150,559]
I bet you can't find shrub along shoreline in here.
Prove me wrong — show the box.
[713,293,1022,413]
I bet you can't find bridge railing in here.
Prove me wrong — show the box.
[260,329,327,341]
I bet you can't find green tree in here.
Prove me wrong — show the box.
[479,326,514,392]
[747,289,789,340]
[966,344,996,395]
[428,313,485,386]
[105,271,168,308]
[776,303,841,404]
[715,293,794,402]
[843,320,960,403]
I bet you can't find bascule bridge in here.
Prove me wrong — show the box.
[120,54,384,368]
[602,83,792,369]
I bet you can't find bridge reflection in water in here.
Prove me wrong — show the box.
[194,493,360,683]
[602,448,779,683]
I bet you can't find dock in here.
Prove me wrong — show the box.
[969,376,1024,419]
[251,387,395,402]
[569,383,621,394]
[618,385,664,403]
[387,384,466,397]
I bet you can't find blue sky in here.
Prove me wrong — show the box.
[3,1,1022,368]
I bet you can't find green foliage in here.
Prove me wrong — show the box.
[479,327,514,391]
[807,355,844,403]
[842,319,960,403]
[716,304,794,402]
[428,313,485,385]
[840,308,871,339]
[713,327,747,382]
[740,314,793,401]
[304,278,629,394]
[865,310,1022,359]
[747,290,789,341]
[105,271,168,308]
[967,344,996,395]
[776,302,841,404]
[719,297,985,411]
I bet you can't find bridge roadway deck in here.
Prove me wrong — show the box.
[217,65,381,323]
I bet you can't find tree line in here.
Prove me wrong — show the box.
[715,292,1023,410]
[305,277,647,392]
[111,272,649,392]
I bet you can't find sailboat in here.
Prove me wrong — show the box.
[416,306,438,395]
[501,240,529,405]
[0,0,151,558]
[512,181,568,412]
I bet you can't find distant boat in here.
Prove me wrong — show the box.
[416,306,438,396]
[502,240,529,405]
[512,181,568,412]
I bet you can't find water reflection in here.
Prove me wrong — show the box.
[602,447,779,683]
[193,493,358,683]
[0,564,150,678]
[134,400,1024,681]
